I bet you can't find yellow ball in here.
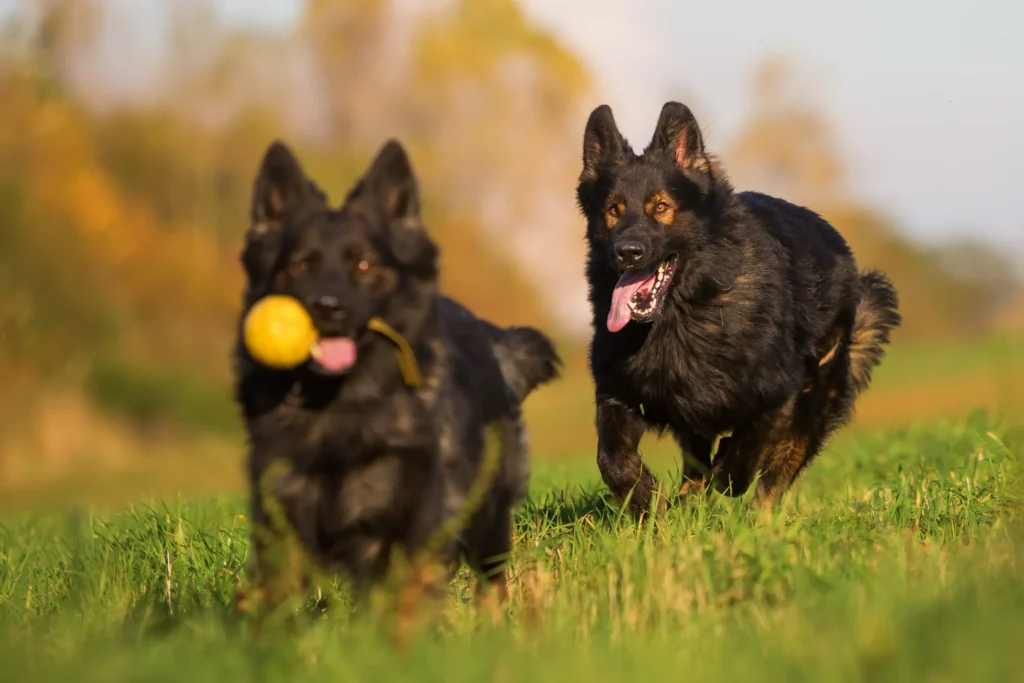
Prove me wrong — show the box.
[243,295,318,369]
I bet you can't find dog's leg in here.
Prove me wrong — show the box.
[674,432,713,499]
[703,398,801,504]
[755,337,859,505]
[706,427,762,498]
[752,433,812,505]
[476,509,512,594]
[706,411,813,505]
[474,507,513,623]
[596,397,660,517]
[238,494,310,615]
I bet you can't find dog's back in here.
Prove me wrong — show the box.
[737,191,900,397]
[441,297,560,403]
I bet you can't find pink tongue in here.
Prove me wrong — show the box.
[607,271,656,333]
[315,337,357,372]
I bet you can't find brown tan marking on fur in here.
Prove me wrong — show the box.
[644,191,677,225]
[679,477,710,498]
[605,200,624,229]
[715,272,749,305]
[818,339,839,367]
[758,435,808,503]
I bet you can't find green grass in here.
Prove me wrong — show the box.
[1,413,1021,682]
[870,334,1024,389]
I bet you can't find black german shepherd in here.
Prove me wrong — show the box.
[577,102,900,514]
[234,139,560,601]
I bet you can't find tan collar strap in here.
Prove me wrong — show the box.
[367,317,423,388]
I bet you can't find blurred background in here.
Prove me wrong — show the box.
[1,0,1022,512]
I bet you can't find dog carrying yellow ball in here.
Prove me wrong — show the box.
[243,295,318,369]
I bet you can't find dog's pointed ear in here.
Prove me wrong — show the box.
[581,105,626,181]
[362,139,421,224]
[649,102,710,173]
[244,141,322,288]
[360,140,437,274]
[250,141,318,225]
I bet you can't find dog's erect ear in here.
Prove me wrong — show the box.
[581,105,627,181]
[250,141,319,225]
[648,102,710,173]
[360,140,437,275]
[243,141,322,288]
[362,139,421,224]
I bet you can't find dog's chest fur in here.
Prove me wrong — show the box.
[240,349,451,572]
[588,239,805,438]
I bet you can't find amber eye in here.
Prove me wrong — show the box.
[291,259,312,276]
[607,205,621,218]
[654,201,670,214]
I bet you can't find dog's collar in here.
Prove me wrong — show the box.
[367,317,423,388]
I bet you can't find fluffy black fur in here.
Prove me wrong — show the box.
[577,102,901,514]
[234,139,560,599]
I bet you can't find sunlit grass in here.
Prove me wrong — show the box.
[0,413,1020,682]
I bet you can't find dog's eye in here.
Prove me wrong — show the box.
[654,202,670,214]
[357,259,372,273]
[607,205,621,218]
[291,259,312,276]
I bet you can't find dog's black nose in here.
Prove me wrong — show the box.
[614,241,645,267]
[311,295,345,322]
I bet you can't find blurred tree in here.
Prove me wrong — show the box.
[406,0,592,329]
[726,55,1020,340]
[1,0,111,379]
[729,56,842,205]
[292,0,592,329]
[299,0,395,146]
[0,0,579,419]
[29,0,103,90]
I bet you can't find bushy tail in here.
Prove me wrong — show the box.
[494,326,562,402]
[849,270,901,394]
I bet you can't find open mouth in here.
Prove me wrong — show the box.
[309,336,358,374]
[607,255,679,333]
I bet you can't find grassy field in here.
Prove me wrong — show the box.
[1,412,1021,682]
